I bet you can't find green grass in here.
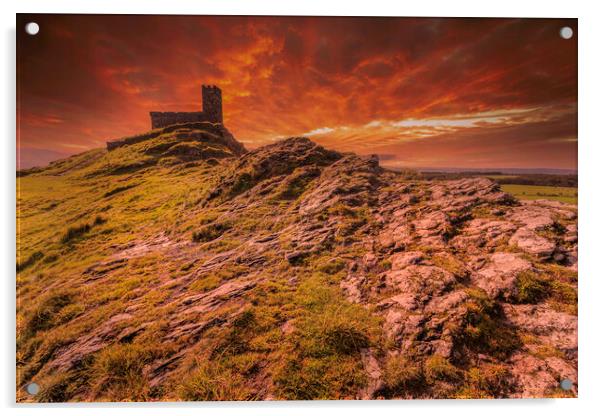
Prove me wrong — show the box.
[501,184,577,204]
[514,271,551,304]
[273,274,382,400]
[383,355,424,396]
[90,341,174,401]
[455,288,522,360]
[16,125,233,401]
[178,359,253,401]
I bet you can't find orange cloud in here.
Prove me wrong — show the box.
[17,15,577,169]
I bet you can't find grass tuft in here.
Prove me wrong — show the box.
[424,355,462,383]
[61,216,106,244]
[273,275,381,399]
[455,288,522,360]
[383,355,424,396]
[23,289,75,337]
[178,359,253,401]
[16,251,44,272]
[514,271,550,304]
[192,222,231,243]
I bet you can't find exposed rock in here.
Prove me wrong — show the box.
[285,250,310,265]
[17,135,578,401]
[509,228,556,258]
[508,205,555,231]
[508,352,568,398]
[212,137,341,200]
[359,348,385,399]
[503,304,577,353]
[385,265,457,310]
[83,258,128,281]
[390,251,424,269]
[452,218,517,249]
[298,154,381,216]
[412,211,451,247]
[473,252,531,298]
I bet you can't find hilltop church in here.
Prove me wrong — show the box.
[149,84,223,129]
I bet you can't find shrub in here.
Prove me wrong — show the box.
[273,275,381,399]
[93,215,107,225]
[277,169,319,200]
[541,263,577,283]
[275,355,366,400]
[55,303,85,325]
[36,373,77,402]
[212,310,258,357]
[326,206,372,239]
[43,253,59,264]
[549,280,578,314]
[294,304,375,358]
[60,216,107,244]
[323,323,370,355]
[377,259,392,271]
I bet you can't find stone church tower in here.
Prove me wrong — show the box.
[149,85,224,129]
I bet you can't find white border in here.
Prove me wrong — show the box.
[2,1,601,415]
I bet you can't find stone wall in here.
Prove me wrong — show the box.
[149,85,223,129]
[149,111,210,129]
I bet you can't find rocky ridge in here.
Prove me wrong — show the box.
[16,132,577,401]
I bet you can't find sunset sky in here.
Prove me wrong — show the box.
[17,14,577,170]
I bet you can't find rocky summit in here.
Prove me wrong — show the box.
[16,123,577,401]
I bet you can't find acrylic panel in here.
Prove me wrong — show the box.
[16,14,578,402]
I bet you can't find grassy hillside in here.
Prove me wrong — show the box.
[16,126,383,401]
[16,124,578,402]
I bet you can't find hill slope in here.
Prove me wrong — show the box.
[16,124,577,401]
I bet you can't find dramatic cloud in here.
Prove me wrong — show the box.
[17,15,577,169]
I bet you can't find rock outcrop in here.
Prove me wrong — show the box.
[16,135,577,402]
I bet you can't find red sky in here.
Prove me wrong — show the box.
[17,15,577,170]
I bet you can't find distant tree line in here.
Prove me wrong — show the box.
[419,172,577,188]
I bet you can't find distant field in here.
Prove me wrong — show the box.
[501,184,577,205]
[484,175,519,180]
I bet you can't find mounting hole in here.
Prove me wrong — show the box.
[26,383,40,395]
[25,22,40,36]
[560,26,573,40]
[560,378,573,390]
